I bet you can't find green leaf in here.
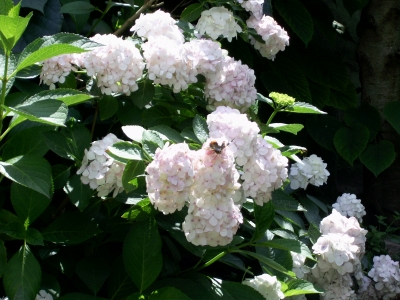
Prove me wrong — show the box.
[142,106,173,127]
[64,174,94,211]
[2,126,51,160]
[121,198,155,221]
[274,0,313,45]
[328,82,358,110]
[282,102,326,114]
[384,101,400,135]
[11,183,51,225]
[271,189,304,211]
[122,125,146,143]
[284,278,323,296]
[307,115,343,151]
[60,1,96,14]
[62,123,91,162]
[76,257,110,295]
[4,98,68,127]
[193,115,209,144]
[42,211,100,244]
[0,221,25,239]
[123,218,162,292]
[122,160,145,192]
[142,130,164,158]
[42,131,76,160]
[360,140,396,177]
[308,80,330,107]
[25,228,44,246]
[345,103,381,142]
[253,201,275,241]
[334,123,369,165]
[59,293,108,300]
[107,256,138,300]
[130,80,155,109]
[180,3,204,22]
[236,250,295,277]
[306,194,328,214]
[3,244,41,300]
[0,13,32,52]
[0,0,13,15]
[343,0,368,16]
[0,155,52,198]
[0,240,6,278]
[98,95,118,120]
[52,164,71,190]
[307,223,321,244]
[24,89,93,106]
[279,145,307,157]
[108,141,143,162]
[210,279,265,300]
[276,210,305,229]
[255,239,314,260]
[149,125,184,143]
[149,287,190,299]
[269,123,304,135]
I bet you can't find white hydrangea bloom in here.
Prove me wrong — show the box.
[205,56,257,112]
[239,0,264,20]
[332,193,366,223]
[145,143,195,214]
[242,274,284,300]
[196,7,242,42]
[207,106,260,166]
[247,15,289,60]
[289,154,330,190]
[36,290,53,300]
[77,133,125,198]
[180,39,225,76]
[291,252,310,279]
[80,34,145,96]
[142,36,197,93]
[241,136,288,205]
[40,54,81,89]
[130,10,184,44]
[368,255,400,300]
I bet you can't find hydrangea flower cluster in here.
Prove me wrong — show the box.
[205,56,257,112]
[36,290,53,300]
[332,193,366,223]
[77,133,125,198]
[368,255,400,299]
[289,154,330,190]
[130,9,184,43]
[145,143,195,214]
[291,252,310,279]
[238,0,264,20]
[196,7,242,42]
[242,274,285,300]
[40,54,81,89]
[246,15,290,60]
[79,34,145,95]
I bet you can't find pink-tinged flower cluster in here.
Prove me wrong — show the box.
[196,7,242,42]
[332,193,366,223]
[241,136,288,205]
[368,255,400,299]
[242,274,284,300]
[77,133,125,198]
[130,9,184,44]
[80,34,145,96]
[145,143,195,214]
[291,252,310,279]
[247,15,289,60]
[238,0,264,20]
[40,54,81,89]
[289,154,330,190]
[205,56,257,112]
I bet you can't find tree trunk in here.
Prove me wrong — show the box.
[357,0,400,223]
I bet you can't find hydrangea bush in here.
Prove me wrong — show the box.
[0,0,399,300]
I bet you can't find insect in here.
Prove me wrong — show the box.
[208,139,234,154]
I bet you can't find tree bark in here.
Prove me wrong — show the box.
[357,0,400,222]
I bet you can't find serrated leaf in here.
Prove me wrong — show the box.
[283,102,326,114]
[257,93,274,107]
[274,0,313,45]
[121,198,154,221]
[25,228,44,246]
[334,123,369,165]
[193,115,208,144]
[384,101,400,135]
[181,3,204,22]
[52,165,71,190]
[276,210,305,229]
[142,106,173,127]
[307,115,343,151]
[0,155,52,198]
[123,218,162,292]
[279,145,307,157]
[42,211,100,244]
[307,223,321,244]
[62,123,91,162]
[108,142,143,162]
[98,95,118,120]
[181,128,202,144]
[0,13,32,52]
[360,140,396,177]
[255,239,314,260]
[76,257,110,295]
[42,131,75,160]
[272,189,304,211]
[2,126,51,160]
[0,0,13,15]
[28,89,93,106]
[0,221,25,239]
[142,130,164,158]
[122,160,145,192]
[253,201,275,241]
[64,175,94,211]
[108,256,138,300]
[11,183,51,225]
[60,1,96,14]
[149,125,184,143]
[269,123,304,135]
[130,80,155,109]
[306,194,328,214]
[3,244,41,300]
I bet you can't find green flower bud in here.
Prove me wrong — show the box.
[269,92,295,107]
